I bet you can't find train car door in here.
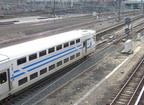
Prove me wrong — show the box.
[83,40,87,56]
[0,70,10,95]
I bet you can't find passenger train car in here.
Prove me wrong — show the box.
[0,29,96,101]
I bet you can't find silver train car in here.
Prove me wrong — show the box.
[0,29,96,101]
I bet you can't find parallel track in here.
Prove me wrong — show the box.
[109,57,144,105]
[2,56,89,105]
[0,13,143,48]
[5,23,141,105]
[0,12,144,105]
[1,22,132,105]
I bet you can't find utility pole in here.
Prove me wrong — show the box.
[54,0,56,18]
[118,0,121,21]
[141,0,144,14]
[114,0,121,21]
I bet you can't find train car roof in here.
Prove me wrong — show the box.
[0,55,9,62]
[0,30,95,59]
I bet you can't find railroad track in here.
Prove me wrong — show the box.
[109,56,144,105]
[98,16,144,44]
[3,56,88,105]
[0,14,143,49]
[1,21,134,105]
[0,12,143,105]
[0,12,143,48]
[18,29,143,105]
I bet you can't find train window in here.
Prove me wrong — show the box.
[57,61,62,67]
[19,77,27,86]
[64,42,69,48]
[56,45,62,51]
[29,53,37,61]
[64,58,69,63]
[49,64,55,71]
[76,39,80,43]
[0,72,7,84]
[30,72,38,80]
[70,55,75,60]
[48,47,55,53]
[39,50,46,57]
[70,41,75,45]
[40,68,47,75]
[17,57,26,65]
[76,52,80,57]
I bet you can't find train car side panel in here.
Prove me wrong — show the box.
[0,29,96,101]
[0,59,12,100]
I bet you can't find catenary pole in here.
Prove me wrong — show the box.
[54,0,56,17]
[118,0,121,21]
[141,0,144,14]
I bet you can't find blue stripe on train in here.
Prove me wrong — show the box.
[11,42,91,79]
[11,72,25,79]
[22,47,76,69]
[13,70,20,73]
[11,49,78,79]
[27,49,78,72]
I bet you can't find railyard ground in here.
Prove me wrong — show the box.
[77,37,144,105]
[0,13,143,105]
[0,13,138,48]
[37,36,144,105]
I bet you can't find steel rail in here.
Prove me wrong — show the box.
[127,76,144,105]
[5,25,129,105]
[1,12,143,105]
[135,86,144,105]
[109,57,144,105]
[0,14,143,47]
